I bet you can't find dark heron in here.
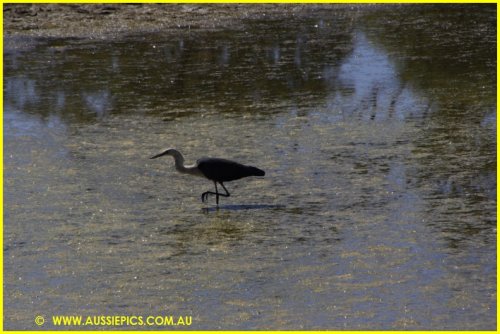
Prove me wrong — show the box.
[150,148,265,205]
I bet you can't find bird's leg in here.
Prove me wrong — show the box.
[214,182,219,206]
[219,182,231,198]
[201,181,221,205]
[200,182,230,205]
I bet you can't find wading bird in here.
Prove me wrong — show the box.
[150,148,265,206]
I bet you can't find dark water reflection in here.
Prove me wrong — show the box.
[202,204,286,213]
[4,4,496,330]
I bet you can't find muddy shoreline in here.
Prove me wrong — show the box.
[4,4,368,39]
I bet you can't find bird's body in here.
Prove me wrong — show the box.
[150,148,265,205]
[197,157,264,182]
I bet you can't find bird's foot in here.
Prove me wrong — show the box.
[201,192,210,203]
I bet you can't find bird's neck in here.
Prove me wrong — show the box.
[172,152,203,177]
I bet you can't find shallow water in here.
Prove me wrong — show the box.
[4,5,496,330]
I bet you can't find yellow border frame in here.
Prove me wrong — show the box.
[1,1,497,332]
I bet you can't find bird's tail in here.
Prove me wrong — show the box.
[247,166,265,177]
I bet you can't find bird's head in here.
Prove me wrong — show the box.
[150,148,177,159]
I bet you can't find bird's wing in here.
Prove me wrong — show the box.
[197,157,252,182]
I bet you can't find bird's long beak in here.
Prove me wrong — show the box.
[150,150,169,159]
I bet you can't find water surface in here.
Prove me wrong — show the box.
[4,4,496,330]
